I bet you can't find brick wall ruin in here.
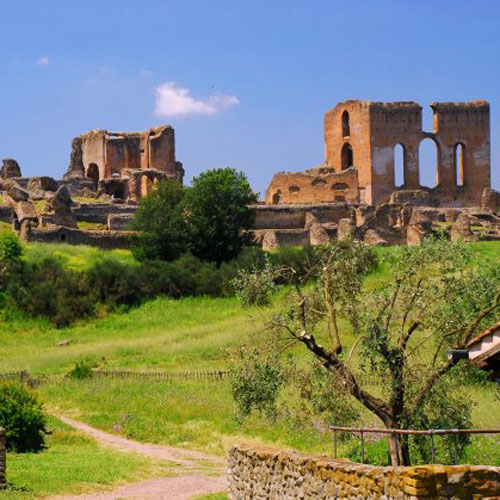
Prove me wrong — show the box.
[267,99,491,207]
[229,445,500,499]
[63,125,184,200]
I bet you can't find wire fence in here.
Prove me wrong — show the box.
[329,425,500,466]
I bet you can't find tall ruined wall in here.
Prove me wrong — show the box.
[265,167,358,205]
[325,101,372,203]
[369,102,422,204]
[81,130,107,181]
[229,445,500,499]
[432,100,490,205]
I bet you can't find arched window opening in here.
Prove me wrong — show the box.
[341,143,353,170]
[87,163,100,183]
[418,138,439,188]
[272,190,282,204]
[342,111,350,137]
[394,144,405,187]
[289,185,300,193]
[312,178,327,187]
[455,143,466,187]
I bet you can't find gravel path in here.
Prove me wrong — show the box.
[52,415,227,500]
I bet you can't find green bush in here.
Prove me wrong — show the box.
[0,383,48,452]
[0,232,23,265]
[68,361,94,380]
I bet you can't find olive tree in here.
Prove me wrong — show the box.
[255,238,499,465]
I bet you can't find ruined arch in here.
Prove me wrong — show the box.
[342,110,350,137]
[272,190,282,204]
[87,163,100,183]
[394,143,405,187]
[341,143,353,170]
[418,137,440,188]
[454,142,466,187]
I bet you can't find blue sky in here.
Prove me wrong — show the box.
[1,0,499,195]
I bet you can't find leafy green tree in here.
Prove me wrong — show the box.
[185,168,257,264]
[132,179,188,261]
[241,238,500,465]
[0,383,48,452]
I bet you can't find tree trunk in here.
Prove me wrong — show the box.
[388,433,409,466]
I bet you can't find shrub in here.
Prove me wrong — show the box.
[68,361,94,380]
[0,383,48,452]
[0,232,22,265]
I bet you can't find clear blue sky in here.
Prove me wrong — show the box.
[1,0,499,195]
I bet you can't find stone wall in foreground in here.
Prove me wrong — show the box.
[0,427,5,489]
[228,445,500,499]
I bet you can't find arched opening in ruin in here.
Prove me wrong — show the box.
[342,111,350,137]
[272,190,282,204]
[141,175,152,197]
[312,178,327,187]
[394,143,405,187]
[87,163,100,184]
[289,185,300,193]
[454,142,466,187]
[341,143,353,170]
[418,138,439,188]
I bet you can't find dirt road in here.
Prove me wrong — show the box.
[53,415,227,500]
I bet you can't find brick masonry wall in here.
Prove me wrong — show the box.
[228,445,500,499]
[0,427,5,489]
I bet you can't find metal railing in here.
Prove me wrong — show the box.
[329,425,500,465]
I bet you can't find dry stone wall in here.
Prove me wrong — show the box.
[0,427,5,490]
[229,445,500,499]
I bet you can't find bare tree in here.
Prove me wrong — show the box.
[264,238,500,465]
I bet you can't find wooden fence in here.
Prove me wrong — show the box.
[0,369,231,385]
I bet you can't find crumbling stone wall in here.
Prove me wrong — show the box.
[0,427,5,490]
[266,166,358,205]
[229,445,500,499]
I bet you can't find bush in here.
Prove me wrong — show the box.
[0,232,22,265]
[68,361,94,380]
[0,383,48,452]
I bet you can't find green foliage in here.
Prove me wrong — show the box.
[230,346,285,420]
[232,258,276,306]
[68,361,94,380]
[132,179,188,261]
[297,363,359,427]
[185,168,258,264]
[0,232,22,265]
[0,383,48,452]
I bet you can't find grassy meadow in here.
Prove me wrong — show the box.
[0,240,499,496]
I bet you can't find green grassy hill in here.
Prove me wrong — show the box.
[0,241,499,496]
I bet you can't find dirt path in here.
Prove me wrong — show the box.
[53,415,227,500]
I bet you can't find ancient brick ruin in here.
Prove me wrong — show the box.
[1,101,499,249]
[267,99,491,207]
[0,125,184,247]
[64,125,184,200]
[258,99,500,248]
